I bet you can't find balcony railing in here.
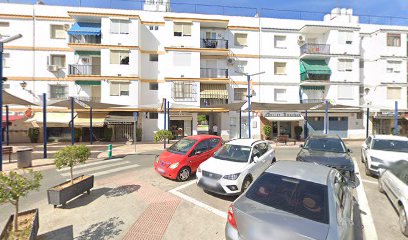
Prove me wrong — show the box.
[69,64,101,75]
[200,68,228,78]
[300,99,325,104]
[200,39,229,49]
[69,35,101,44]
[301,43,330,55]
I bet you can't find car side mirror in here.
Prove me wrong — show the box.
[347,177,360,189]
[347,148,352,153]
[300,144,304,148]
[253,156,259,163]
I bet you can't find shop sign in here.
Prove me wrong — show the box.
[375,112,403,119]
[264,112,302,118]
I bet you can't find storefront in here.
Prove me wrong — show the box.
[262,112,304,139]
[169,113,193,139]
[372,112,408,136]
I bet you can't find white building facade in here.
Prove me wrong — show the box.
[0,2,407,142]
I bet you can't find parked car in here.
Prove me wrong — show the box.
[378,160,408,237]
[296,134,355,181]
[226,161,357,240]
[154,135,223,181]
[361,135,408,176]
[197,139,276,196]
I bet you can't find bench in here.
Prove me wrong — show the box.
[276,135,296,145]
[3,146,13,163]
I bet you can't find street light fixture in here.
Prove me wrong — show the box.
[0,34,23,172]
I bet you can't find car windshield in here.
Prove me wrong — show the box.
[246,173,329,224]
[372,139,408,153]
[304,138,346,153]
[213,144,251,162]
[167,139,197,155]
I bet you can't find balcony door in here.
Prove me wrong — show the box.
[206,32,217,40]
[91,57,101,75]
[204,60,217,78]
[91,85,101,99]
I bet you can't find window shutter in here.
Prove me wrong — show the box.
[274,62,286,75]
[183,24,192,36]
[110,83,120,96]
[110,20,119,34]
[235,33,247,46]
[110,51,119,64]
[174,23,182,36]
[387,87,401,99]
[120,20,129,34]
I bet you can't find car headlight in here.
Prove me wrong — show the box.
[169,162,180,169]
[371,156,383,163]
[223,173,240,180]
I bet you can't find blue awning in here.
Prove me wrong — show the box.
[68,22,101,36]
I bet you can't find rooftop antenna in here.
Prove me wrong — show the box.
[36,0,45,5]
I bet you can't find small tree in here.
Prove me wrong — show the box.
[55,145,91,185]
[0,170,42,233]
[154,130,174,143]
[294,126,303,140]
[263,125,272,140]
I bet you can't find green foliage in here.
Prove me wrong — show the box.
[263,125,272,140]
[55,145,91,183]
[74,128,82,142]
[28,128,40,143]
[295,126,303,136]
[103,128,113,141]
[154,130,174,143]
[136,128,142,142]
[197,115,207,124]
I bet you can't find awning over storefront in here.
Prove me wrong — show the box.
[68,22,101,36]
[25,112,77,127]
[105,115,134,125]
[3,90,37,105]
[75,113,106,127]
[200,84,228,99]
[264,112,305,122]
[202,101,246,111]
[75,81,101,86]
[301,85,325,91]
[300,60,331,81]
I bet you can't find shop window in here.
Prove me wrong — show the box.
[149,112,158,119]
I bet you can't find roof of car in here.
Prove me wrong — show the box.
[185,135,221,140]
[308,134,341,140]
[226,138,263,147]
[371,135,408,141]
[265,161,333,185]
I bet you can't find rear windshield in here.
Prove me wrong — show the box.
[167,139,197,155]
[213,144,251,162]
[246,173,329,224]
[372,139,408,153]
[304,138,346,153]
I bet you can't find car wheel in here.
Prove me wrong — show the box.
[241,177,252,194]
[365,161,372,177]
[399,206,408,237]
[177,167,191,182]
[378,179,385,193]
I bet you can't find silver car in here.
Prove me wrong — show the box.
[226,161,357,240]
[378,160,408,237]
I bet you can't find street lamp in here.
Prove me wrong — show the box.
[0,34,23,172]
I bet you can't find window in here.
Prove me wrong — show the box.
[173,52,191,66]
[50,55,66,68]
[208,138,220,149]
[50,25,66,39]
[386,60,401,73]
[173,23,191,37]
[236,60,247,73]
[149,54,158,62]
[110,82,130,96]
[387,87,401,100]
[110,19,129,34]
[149,83,158,90]
[338,59,353,72]
[173,81,193,99]
[110,50,129,65]
[274,35,287,48]
[149,25,159,31]
[234,88,247,101]
[50,85,67,99]
[359,59,364,68]
[0,22,10,38]
[2,53,9,68]
[387,33,401,47]
[338,31,353,45]
[274,89,286,102]
[149,112,158,119]
[274,62,287,75]
[234,33,247,46]
[337,85,354,100]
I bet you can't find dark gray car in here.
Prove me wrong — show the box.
[225,161,357,240]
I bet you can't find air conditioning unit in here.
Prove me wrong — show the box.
[47,65,59,72]
[297,35,305,45]
[227,58,236,65]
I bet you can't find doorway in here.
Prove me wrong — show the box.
[170,120,184,139]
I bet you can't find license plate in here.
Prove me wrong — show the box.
[203,178,218,187]
[157,167,165,174]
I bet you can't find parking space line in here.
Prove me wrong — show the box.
[168,181,227,219]
[362,179,378,185]
[353,159,378,240]
[57,158,125,171]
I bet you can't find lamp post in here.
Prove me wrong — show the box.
[0,34,22,172]
[244,72,265,138]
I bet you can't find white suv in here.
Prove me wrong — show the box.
[196,139,276,196]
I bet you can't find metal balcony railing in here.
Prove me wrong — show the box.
[69,35,101,44]
[69,64,101,75]
[200,68,228,78]
[200,39,229,49]
[300,43,330,55]
[300,99,325,104]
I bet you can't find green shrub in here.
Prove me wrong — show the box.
[55,145,91,184]
[28,128,40,143]
[136,128,142,142]
[154,130,173,143]
[263,125,272,140]
[295,126,303,138]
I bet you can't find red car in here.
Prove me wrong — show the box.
[154,135,223,181]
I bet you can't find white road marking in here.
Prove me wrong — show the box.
[57,158,125,171]
[60,161,130,177]
[362,179,378,185]
[33,150,102,154]
[169,186,227,219]
[170,180,196,192]
[93,164,140,177]
[353,159,378,240]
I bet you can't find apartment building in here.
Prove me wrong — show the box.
[0,1,407,142]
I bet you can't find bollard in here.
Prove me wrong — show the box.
[108,144,113,158]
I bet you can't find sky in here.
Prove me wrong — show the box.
[2,0,408,25]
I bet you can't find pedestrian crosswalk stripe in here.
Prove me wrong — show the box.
[60,161,130,177]
[57,158,125,172]
[93,164,140,177]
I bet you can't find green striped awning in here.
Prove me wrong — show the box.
[301,85,325,90]
[75,51,101,56]
[75,80,101,86]
[200,84,228,99]
[300,60,331,81]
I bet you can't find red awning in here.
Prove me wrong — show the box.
[2,116,25,122]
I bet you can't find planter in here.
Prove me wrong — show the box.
[0,209,39,240]
[47,175,94,208]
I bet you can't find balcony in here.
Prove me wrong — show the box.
[69,35,101,44]
[200,68,228,78]
[69,64,101,75]
[300,43,330,56]
[200,98,227,108]
[200,39,229,49]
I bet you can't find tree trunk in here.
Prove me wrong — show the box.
[13,199,19,232]
[70,166,74,185]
